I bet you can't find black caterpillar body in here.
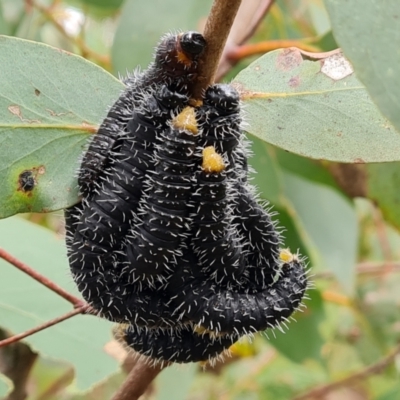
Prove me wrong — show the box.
[189,151,246,284]
[125,108,200,280]
[123,325,238,363]
[66,88,193,324]
[65,33,309,364]
[78,31,206,197]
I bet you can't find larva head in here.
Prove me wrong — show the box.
[172,106,198,135]
[179,31,207,58]
[154,32,206,85]
[204,84,240,113]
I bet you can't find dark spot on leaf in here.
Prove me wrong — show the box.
[34,89,41,96]
[17,165,45,194]
[288,75,300,88]
[18,171,35,192]
[277,126,283,130]
[276,49,302,71]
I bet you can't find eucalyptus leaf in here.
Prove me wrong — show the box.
[155,365,197,400]
[324,0,400,133]
[282,172,358,292]
[268,290,325,363]
[367,163,400,231]
[0,375,12,398]
[0,36,124,218]
[248,136,283,206]
[233,48,400,163]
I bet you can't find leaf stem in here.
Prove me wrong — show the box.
[0,306,89,348]
[293,343,400,399]
[0,247,85,307]
[227,40,320,62]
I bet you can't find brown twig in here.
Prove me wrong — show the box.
[226,40,320,62]
[0,306,89,348]
[192,0,243,98]
[111,358,167,400]
[0,247,85,307]
[293,343,400,400]
[25,0,110,68]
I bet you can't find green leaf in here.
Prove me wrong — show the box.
[0,3,10,35]
[0,216,118,389]
[0,36,124,219]
[29,356,74,399]
[66,372,126,400]
[155,365,197,400]
[111,0,212,75]
[324,0,400,134]
[275,148,340,192]
[248,136,283,206]
[268,289,326,363]
[282,172,358,292]
[367,163,400,231]
[376,384,400,400]
[233,48,400,163]
[0,374,12,398]
[65,0,124,17]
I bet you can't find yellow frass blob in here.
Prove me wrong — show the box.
[279,248,295,263]
[172,107,198,134]
[202,146,225,173]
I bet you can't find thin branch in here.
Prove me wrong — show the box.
[111,358,167,400]
[226,40,320,62]
[192,0,243,98]
[0,247,85,307]
[293,343,400,400]
[0,306,89,348]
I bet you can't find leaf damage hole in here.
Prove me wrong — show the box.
[321,53,354,80]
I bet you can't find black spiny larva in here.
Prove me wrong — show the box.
[65,86,190,322]
[64,45,310,362]
[122,324,238,364]
[189,146,245,284]
[124,107,200,280]
[169,252,308,336]
[79,31,206,196]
